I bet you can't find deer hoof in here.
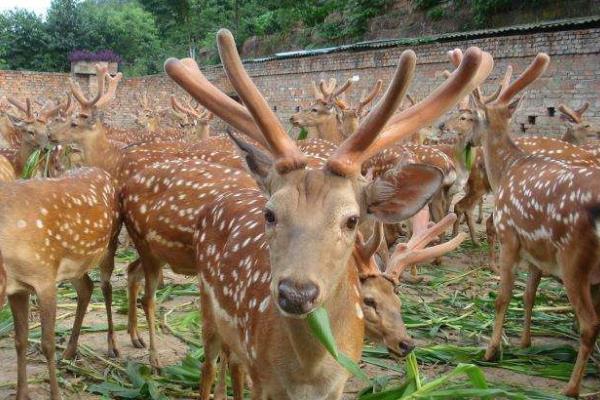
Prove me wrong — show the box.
[107,347,120,358]
[132,337,146,349]
[62,347,77,360]
[561,385,579,398]
[483,345,499,361]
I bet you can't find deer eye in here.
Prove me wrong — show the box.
[345,215,359,230]
[363,297,377,309]
[264,209,276,225]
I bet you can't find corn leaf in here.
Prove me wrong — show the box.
[22,148,42,179]
[297,127,309,140]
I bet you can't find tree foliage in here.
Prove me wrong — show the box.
[0,0,591,75]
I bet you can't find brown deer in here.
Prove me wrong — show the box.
[467,52,600,397]
[289,78,353,143]
[1,95,72,176]
[2,167,118,400]
[0,154,14,309]
[170,95,214,141]
[208,211,466,400]
[336,80,383,139]
[559,102,600,145]
[165,28,491,398]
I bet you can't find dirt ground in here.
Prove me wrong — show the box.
[0,194,599,399]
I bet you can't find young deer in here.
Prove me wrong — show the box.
[468,53,600,397]
[165,28,491,398]
[559,102,600,145]
[2,167,118,400]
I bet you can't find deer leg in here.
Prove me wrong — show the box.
[214,354,228,400]
[231,361,246,400]
[484,236,520,361]
[100,233,119,358]
[140,255,162,370]
[127,258,146,348]
[63,273,93,360]
[520,265,542,348]
[37,285,61,400]
[486,215,498,272]
[200,292,221,399]
[9,292,31,400]
[453,194,479,245]
[562,274,599,397]
[476,197,484,224]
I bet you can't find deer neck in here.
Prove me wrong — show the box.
[196,124,210,140]
[79,126,122,177]
[315,115,344,144]
[340,113,359,139]
[560,128,578,144]
[281,264,363,375]
[481,116,524,192]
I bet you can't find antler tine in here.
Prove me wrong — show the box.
[95,71,123,109]
[332,78,353,99]
[575,102,589,118]
[357,80,383,115]
[493,53,549,105]
[68,64,108,115]
[7,96,34,120]
[171,95,203,119]
[37,98,63,123]
[385,232,467,282]
[312,81,326,102]
[326,50,416,176]
[363,47,493,161]
[448,48,463,67]
[406,213,457,250]
[216,28,306,173]
[558,104,581,123]
[164,57,267,148]
[385,214,466,282]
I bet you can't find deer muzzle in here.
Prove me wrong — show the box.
[276,278,320,316]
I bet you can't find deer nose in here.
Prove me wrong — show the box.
[438,121,446,130]
[277,279,319,315]
[398,339,415,356]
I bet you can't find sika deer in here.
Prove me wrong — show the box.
[165,28,491,398]
[468,53,600,397]
[0,155,14,309]
[2,167,118,400]
[336,80,382,139]
[559,102,600,145]
[289,78,353,144]
[170,95,214,141]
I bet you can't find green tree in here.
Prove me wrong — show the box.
[79,1,163,75]
[45,0,84,71]
[0,9,50,70]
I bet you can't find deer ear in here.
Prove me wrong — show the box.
[6,114,25,128]
[365,164,443,223]
[226,130,273,191]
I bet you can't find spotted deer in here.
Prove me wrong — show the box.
[559,102,600,145]
[170,95,214,141]
[465,52,600,397]
[2,167,118,400]
[289,77,354,143]
[207,209,467,400]
[0,154,14,309]
[0,95,72,176]
[336,80,382,139]
[165,28,491,398]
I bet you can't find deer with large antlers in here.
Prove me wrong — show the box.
[164,28,491,398]
[465,52,600,397]
[289,77,355,144]
[2,167,118,400]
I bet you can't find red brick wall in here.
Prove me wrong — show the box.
[1,27,599,137]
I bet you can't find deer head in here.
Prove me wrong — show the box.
[48,65,123,146]
[165,29,492,316]
[3,95,71,148]
[356,215,466,358]
[289,77,353,142]
[559,102,600,145]
[337,80,383,139]
[171,95,214,140]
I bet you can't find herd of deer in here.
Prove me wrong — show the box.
[0,28,599,399]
